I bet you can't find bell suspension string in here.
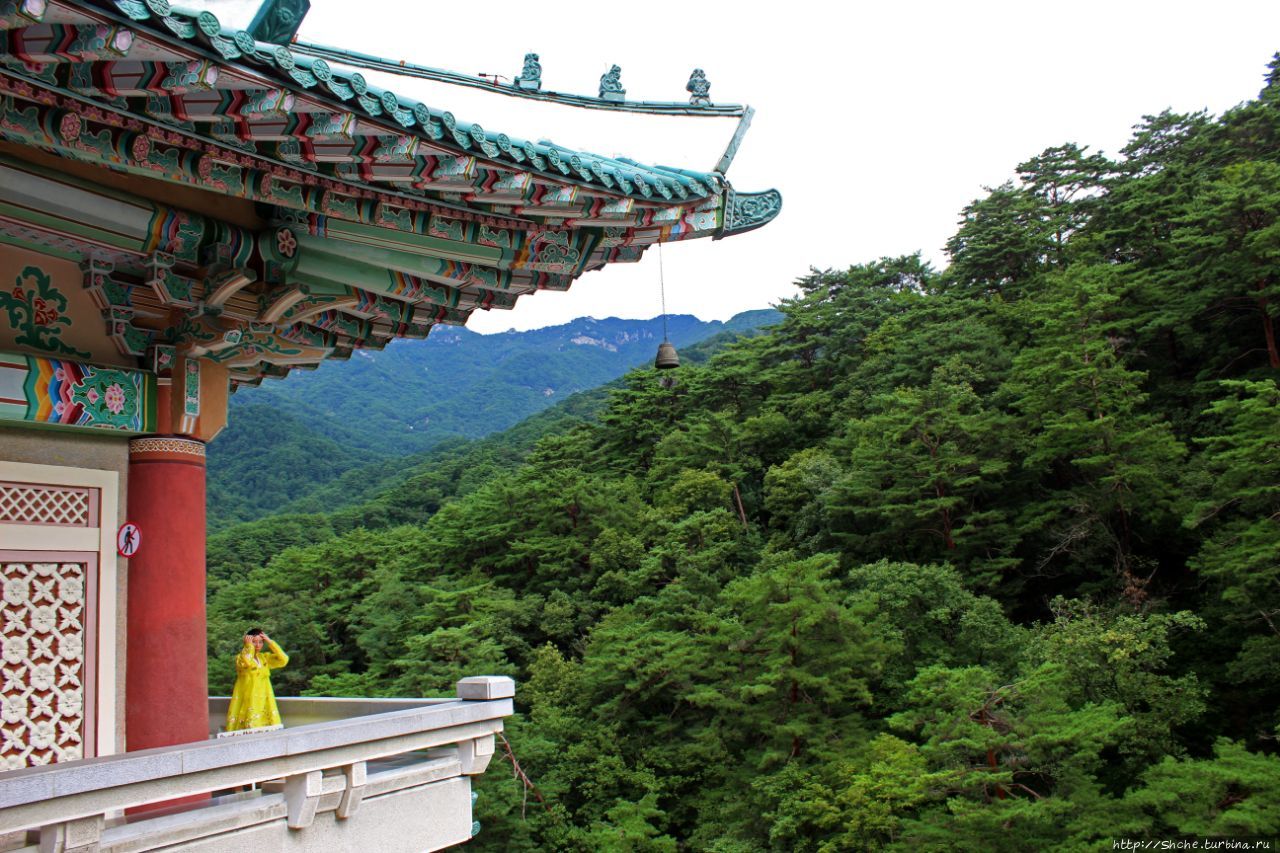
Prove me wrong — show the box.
[659,243,669,342]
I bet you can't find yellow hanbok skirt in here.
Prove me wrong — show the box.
[225,640,289,732]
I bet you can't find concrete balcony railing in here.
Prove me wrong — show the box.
[206,696,458,734]
[0,676,514,853]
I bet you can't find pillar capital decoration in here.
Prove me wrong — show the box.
[128,435,207,465]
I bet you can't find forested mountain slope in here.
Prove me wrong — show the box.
[206,56,1280,850]
[206,325,767,583]
[207,310,780,528]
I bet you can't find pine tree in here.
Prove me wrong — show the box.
[830,360,1019,586]
[1005,265,1186,601]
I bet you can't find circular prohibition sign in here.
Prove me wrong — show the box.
[117,521,142,558]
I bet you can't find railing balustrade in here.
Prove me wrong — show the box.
[0,676,514,853]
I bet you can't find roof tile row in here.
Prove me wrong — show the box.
[101,0,721,205]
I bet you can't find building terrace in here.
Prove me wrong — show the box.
[0,1,779,848]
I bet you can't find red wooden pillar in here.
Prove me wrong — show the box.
[125,436,209,751]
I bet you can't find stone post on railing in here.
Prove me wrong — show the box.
[454,677,514,777]
[456,675,517,702]
[455,676,515,842]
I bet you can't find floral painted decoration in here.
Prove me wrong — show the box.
[0,266,91,358]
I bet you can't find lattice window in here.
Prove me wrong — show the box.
[1,562,87,770]
[0,484,95,527]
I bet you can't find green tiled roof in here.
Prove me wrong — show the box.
[103,0,720,202]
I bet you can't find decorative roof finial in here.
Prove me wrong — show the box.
[246,0,311,45]
[515,53,542,91]
[599,65,625,102]
[686,69,711,106]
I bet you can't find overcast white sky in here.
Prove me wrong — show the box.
[205,0,1280,333]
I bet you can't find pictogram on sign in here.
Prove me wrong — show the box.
[117,522,141,557]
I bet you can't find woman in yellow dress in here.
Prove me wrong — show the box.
[225,628,289,732]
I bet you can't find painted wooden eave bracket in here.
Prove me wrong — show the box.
[80,256,154,356]
[205,267,258,308]
[258,284,309,324]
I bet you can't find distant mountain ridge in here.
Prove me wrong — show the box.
[208,310,780,528]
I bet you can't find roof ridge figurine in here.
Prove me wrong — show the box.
[246,0,311,46]
[687,69,711,106]
[515,53,541,91]
[599,65,625,102]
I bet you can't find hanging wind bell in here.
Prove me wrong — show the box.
[655,340,680,370]
[654,244,680,371]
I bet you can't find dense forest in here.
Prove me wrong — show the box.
[207,311,779,529]
[206,58,1280,850]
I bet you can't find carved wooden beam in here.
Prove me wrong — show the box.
[170,311,242,358]
[203,324,331,368]
[303,308,371,341]
[0,94,533,234]
[204,267,257,309]
[0,0,49,30]
[3,23,133,62]
[277,321,335,349]
[257,284,310,324]
[273,292,359,325]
